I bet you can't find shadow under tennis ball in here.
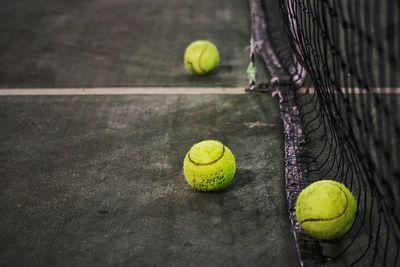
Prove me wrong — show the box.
[225,168,256,192]
[191,168,255,194]
[218,65,233,72]
[184,65,233,78]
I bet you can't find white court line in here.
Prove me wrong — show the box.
[1,87,399,96]
[0,87,246,95]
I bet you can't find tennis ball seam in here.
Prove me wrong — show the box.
[299,183,349,224]
[185,61,196,74]
[197,46,208,74]
[183,140,236,191]
[188,146,226,166]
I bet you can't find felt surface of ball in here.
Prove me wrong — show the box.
[183,140,236,191]
[184,40,220,75]
[295,180,357,240]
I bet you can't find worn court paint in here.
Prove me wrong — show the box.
[2,87,399,96]
[0,94,298,266]
[0,87,246,95]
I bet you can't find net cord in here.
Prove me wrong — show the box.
[248,0,326,265]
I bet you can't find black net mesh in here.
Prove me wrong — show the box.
[251,0,400,266]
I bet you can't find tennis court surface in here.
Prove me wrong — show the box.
[0,0,298,266]
[1,0,399,266]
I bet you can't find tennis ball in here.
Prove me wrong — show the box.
[183,140,236,191]
[184,40,220,75]
[295,180,357,240]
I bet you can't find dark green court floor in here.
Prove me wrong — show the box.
[0,0,298,266]
[0,95,298,266]
[0,0,250,88]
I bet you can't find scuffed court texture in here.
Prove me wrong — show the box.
[0,0,299,266]
[0,95,298,266]
[0,0,250,88]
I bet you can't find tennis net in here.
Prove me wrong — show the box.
[249,0,400,266]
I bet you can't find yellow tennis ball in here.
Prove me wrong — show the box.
[183,40,220,75]
[295,180,357,240]
[183,140,236,191]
